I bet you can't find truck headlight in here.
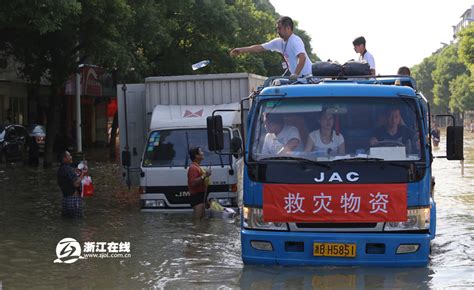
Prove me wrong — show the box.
[384,207,430,231]
[243,207,288,231]
[143,199,165,208]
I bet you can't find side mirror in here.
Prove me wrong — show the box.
[446,126,463,160]
[230,137,242,154]
[207,115,224,151]
[122,150,131,167]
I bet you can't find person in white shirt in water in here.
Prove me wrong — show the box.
[261,113,301,155]
[353,36,376,75]
[230,16,312,80]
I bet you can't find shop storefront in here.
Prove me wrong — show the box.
[64,65,116,148]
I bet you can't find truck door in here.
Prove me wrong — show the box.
[117,83,146,187]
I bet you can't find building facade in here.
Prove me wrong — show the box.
[0,61,116,150]
[453,5,474,39]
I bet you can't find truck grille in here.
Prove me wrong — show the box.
[295,223,377,229]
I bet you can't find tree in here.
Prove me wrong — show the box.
[451,22,474,117]
[449,74,474,113]
[458,23,474,72]
[0,0,138,167]
[228,0,277,75]
[1,0,318,164]
[151,0,239,75]
[412,55,438,112]
[432,44,467,113]
[1,1,80,166]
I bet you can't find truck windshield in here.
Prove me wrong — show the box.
[143,128,231,167]
[251,97,423,162]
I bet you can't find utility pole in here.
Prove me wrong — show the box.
[75,63,83,154]
[122,82,131,189]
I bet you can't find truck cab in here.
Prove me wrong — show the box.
[208,75,463,266]
[140,103,242,211]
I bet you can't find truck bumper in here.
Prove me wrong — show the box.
[140,192,238,212]
[241,230,431,267]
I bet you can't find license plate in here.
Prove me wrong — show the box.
[313,242,356,257]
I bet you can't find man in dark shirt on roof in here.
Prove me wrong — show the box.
[57,151,86,218]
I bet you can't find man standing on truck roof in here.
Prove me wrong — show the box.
[230,16,312,80]
[187,147,212,219]
[353,36,376,75]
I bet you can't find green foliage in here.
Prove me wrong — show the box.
[0,0,318,81]
[155,0,240,75]
[0,0,82,84]
[0,0,81,34]
[432,44,467,111]
[228,0,277,75]
[458,23,474,71]
[449,74,474,112]
[413,24,474,115]
[412,55,437,111]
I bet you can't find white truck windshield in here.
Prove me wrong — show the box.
[251,98,423,162]
[143,128,231,167]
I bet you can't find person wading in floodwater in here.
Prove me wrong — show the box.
[187,147,212,219]
[57,151,87,218]
[431,123,440,147]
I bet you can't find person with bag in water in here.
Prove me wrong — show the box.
[57,151,87,218]
[187,147,212,219]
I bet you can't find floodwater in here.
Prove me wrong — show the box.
[0,131,473,289]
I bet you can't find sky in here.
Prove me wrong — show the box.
[269,0,473,75]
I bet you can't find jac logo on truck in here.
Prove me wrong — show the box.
[314,172,359,183]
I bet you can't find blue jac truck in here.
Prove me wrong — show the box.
[207,70,464,266]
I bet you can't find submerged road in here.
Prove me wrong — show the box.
[0,131,473,289]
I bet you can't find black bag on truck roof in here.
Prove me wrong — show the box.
[342,61,371,76]
[312,61,343,77]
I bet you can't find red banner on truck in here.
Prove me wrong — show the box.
[263,184,407,223]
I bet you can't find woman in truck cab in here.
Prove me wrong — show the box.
[305,109,345,155]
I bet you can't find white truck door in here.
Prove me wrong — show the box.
[118,83,146,187]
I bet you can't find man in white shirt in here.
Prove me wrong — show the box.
[230,16,312,80]
[353,36,376,75]
[261,113,301,155]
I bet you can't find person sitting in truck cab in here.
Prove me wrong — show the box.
[370,108,413,147]
[261,113,301,155]
[305,109,345,155]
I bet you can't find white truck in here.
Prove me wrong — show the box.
[117,73,265,211]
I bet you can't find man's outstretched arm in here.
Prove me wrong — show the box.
[230,45,265,57]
